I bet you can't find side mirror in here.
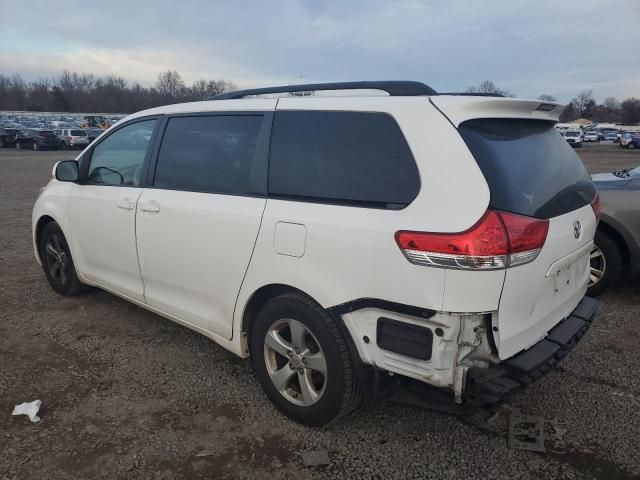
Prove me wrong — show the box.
[53,160,79,182]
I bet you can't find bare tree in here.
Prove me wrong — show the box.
[620,98,640,125]
[0,70,233,113]
[570,90,594,117]
[537,94,557,102]
[559,103,577,122]
[191,79,209,101]
[207,79,236,97]
[602,97,620,111]
[465,80,513,97]
[156,70,186,102]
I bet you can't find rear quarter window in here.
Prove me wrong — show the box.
[459,119,596,219]
[268,111,420,209]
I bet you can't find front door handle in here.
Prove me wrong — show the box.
[116,199,134,210]
[140,203,160,213]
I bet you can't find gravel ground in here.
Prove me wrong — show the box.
[1,143,639,480]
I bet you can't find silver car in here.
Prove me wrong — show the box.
[54,128,89,150]
[589,166,640,295]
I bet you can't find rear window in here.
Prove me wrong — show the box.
[268,111,420,209]
[459,119,596,219]
[71,129,86,136]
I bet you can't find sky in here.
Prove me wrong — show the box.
[0,0,638,103]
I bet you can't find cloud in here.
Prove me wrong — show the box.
[0,0,638,102]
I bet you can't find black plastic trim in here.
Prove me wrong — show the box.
[267,193,407,210]
[210,81,437,100]
[329,298,437,319]
[438,92,505,97]
[466,296,598,407]
[377,317,433,361]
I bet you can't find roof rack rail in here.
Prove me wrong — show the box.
[209,81,437,100]
[438,92,505,97]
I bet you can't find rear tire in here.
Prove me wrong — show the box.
[33,142,39,151]
[587,231,622,297]
[250,293,362,426]
[0,138,4,148]
[40,222,91,296]
[15,142,21,150]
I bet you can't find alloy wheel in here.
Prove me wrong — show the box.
[263,318,328,407]
[45,233,69,285]
[589,245,606,287]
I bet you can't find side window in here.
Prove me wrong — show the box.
[87,119,156,186]
[268,111,420,208]
[154,115,264,195]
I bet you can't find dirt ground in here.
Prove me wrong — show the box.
[1,143,639,480]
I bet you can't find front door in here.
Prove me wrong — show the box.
[68,118,158,302]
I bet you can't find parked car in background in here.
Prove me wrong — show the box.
[0,127,20,148]
[584,130,600,142]
[54,129,90,150]
[86,128,103,142]
[33,81,599,425]
[15,129,60,151]
[603,131,618,142]
[564,130,583,147]
[589,166,640,296]
[620,132,640,149]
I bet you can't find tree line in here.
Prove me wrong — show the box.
[465,80,640,124]
[0,70,235,114]
[0,72,638,124]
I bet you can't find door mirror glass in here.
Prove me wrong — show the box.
[54,160,79,182]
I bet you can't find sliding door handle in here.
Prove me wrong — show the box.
[116,199,134,210]
[139,203,160,213]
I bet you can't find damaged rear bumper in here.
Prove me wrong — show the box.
[371,296,598,414]
[465,296,598,406]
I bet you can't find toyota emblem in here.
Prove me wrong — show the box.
[573,220,582,239]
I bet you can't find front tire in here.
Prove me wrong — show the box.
[250,293,362,426]
[40,222,91,296]
[587,231,622,297]
[33,142,39,151]
[628,143,636,149]
[15,142,21,150]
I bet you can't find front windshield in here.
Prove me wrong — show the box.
[565,131,580,137]
[628,166,640,177]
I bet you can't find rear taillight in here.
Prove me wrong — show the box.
[395,210,548,270]
[591,193,600,223]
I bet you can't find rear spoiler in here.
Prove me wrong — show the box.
[430,96,563,127]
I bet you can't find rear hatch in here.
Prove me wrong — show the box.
[431,96,598,359]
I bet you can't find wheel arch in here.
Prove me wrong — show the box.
[239,283,366,384]
[241,284,313,342]
[34,214,57,263]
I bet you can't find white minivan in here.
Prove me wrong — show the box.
[32,81,599,426]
